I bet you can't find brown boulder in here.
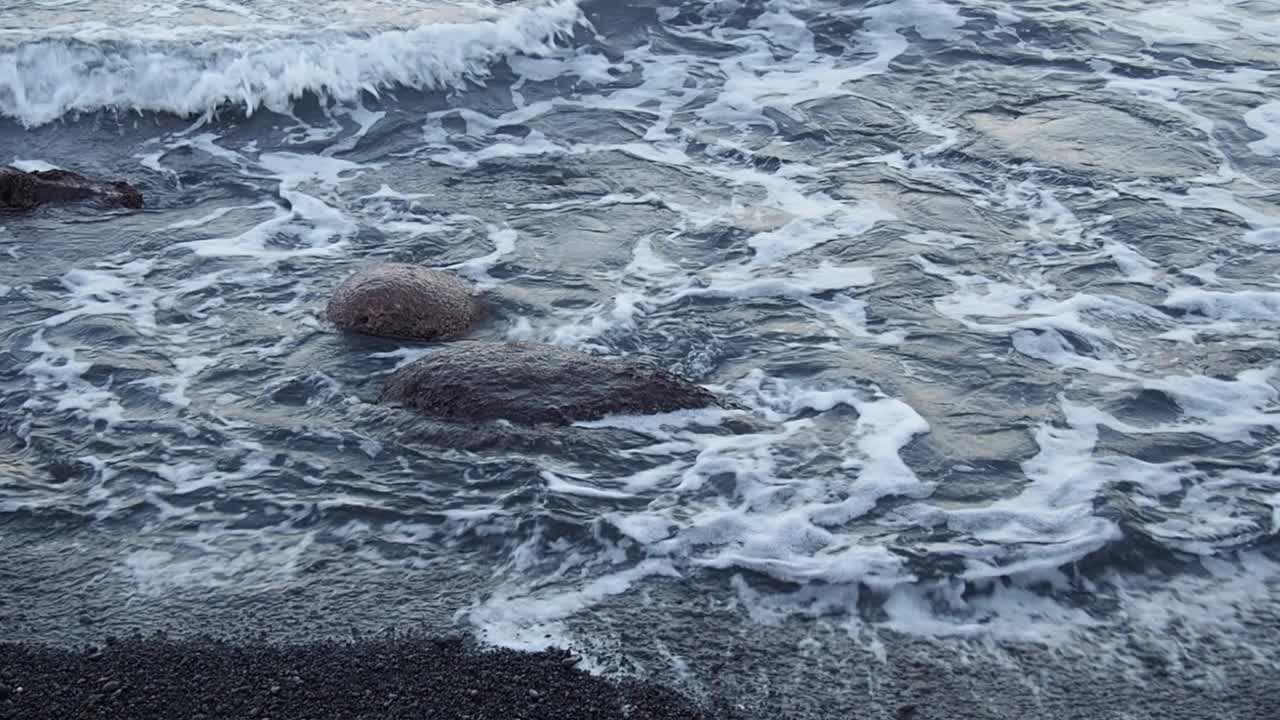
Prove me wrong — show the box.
[327,263,481,341]
[0,166,143,211]
[380,341,723,425]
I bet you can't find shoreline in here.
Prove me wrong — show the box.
[0,633,747,720]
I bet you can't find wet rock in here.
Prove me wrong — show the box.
[379,341,722,425]
[967,101,1215,177]
[0,166,144,211]
[326,263,481,341]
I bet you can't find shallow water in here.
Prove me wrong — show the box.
[2,0,1279,716]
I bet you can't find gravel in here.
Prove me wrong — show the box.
[0,634,745,720]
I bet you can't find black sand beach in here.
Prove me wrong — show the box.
[0,634,745,720]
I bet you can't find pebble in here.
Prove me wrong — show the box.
[0,635,740,720]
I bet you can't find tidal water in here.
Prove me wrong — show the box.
[2,1,1279,717]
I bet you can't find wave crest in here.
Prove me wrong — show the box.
[0,0,583,128]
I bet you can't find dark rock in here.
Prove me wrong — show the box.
[0,683,12,700]
[326,264,481,341]
[495,124,532,138]
[0,166,143,211]
[102,680,121,693]
[48,460,85,484]
[379,342,722,425]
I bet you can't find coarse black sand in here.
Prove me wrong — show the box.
[0,634,749,720]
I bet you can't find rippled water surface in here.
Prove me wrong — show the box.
[2,0,1279,716]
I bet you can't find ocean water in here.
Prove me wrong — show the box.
[2,0,1279,716]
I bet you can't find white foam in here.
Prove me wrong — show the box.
[359,184,432,202]
[1244,101,1280,157]
[162,202,277,231]
[467,368,933,639]
[1105,242,1161,284]
[1101,67,1272,166]
[21,330,126,427]
[1148,186,1279,231]
[541,470,634,501]
[673,263,876,300]
[910,113,961,156]
[1123,3,1232,45]
[0,0,585,127]
[861,0,967,41]
[917,255,1173,377]
[131,354,217,408]
[1111,1,1280,48]
[10,158,60,172]
[1164,287,1280,322]
[469,560,682,653]
[41,259,162,332]
[124,527,315,593]
[451,225,518,285]
[178,152,362,259]
[745,192,894,266]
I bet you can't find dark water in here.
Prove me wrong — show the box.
[2,0,1279,717]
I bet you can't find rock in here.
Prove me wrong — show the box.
[327,264,481,341]
[0,683,12,700]
[0,166,144,211]
[379,342,722,425]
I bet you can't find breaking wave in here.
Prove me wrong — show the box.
[0,0,583,127]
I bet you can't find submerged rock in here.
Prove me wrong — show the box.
[327,263,481,341]
[0,166,144,211]
[380,341,722,425]
[967,101,1216,178]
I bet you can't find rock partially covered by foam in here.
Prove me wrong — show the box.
[0,166,143,211]
[380,341,723,425]
[327,263,481,341]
